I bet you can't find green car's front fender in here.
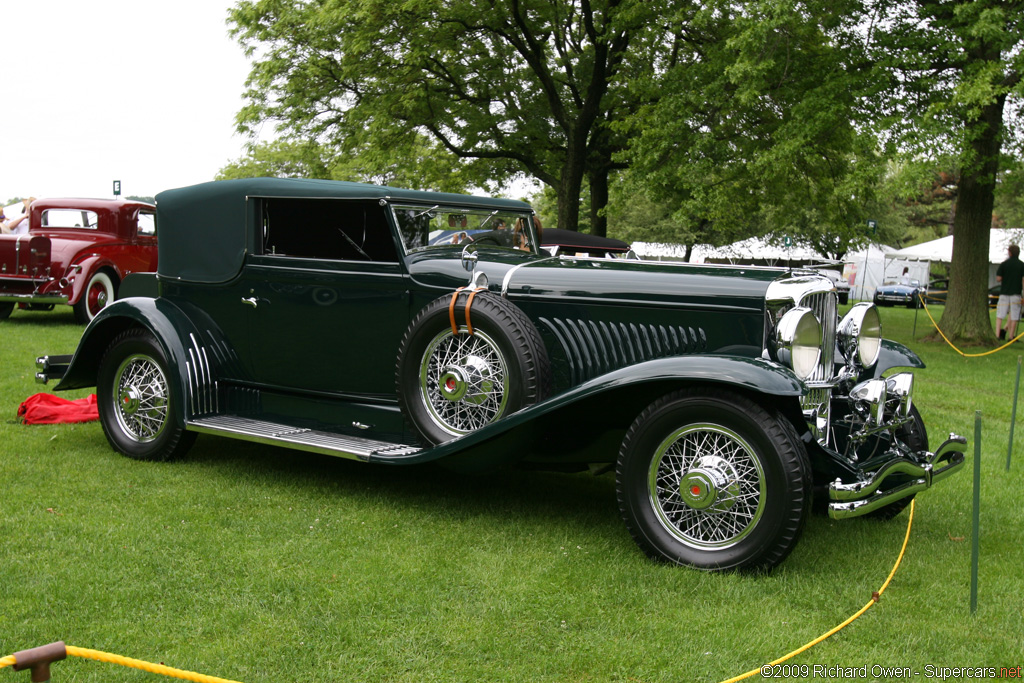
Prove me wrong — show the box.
[372,354,807,471]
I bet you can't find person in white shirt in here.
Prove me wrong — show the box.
[0,199,33,234]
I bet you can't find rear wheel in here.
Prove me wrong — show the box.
[0,303,13,320]
[97,329,195,461]
[74,270,117,324]
[616,388,810,571]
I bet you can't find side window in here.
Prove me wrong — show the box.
[137,212,156,237]
[41,209,99,228]
[260,198,398,262]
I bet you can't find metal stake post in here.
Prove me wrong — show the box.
[1008,357,1020,472]
[971,411,981,614]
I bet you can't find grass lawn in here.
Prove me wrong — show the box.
[1,303,1021,682]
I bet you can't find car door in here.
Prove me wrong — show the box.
[239,197,411,398]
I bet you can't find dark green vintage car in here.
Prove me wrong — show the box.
[36,178,965,571]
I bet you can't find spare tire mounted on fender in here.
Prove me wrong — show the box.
[397,290,551,445]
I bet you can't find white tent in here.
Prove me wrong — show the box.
[842,244,929,301]
[893,229,1024,287]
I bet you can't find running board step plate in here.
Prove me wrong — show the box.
[187,415,421,462]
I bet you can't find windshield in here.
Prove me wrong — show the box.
[392,204,538,254]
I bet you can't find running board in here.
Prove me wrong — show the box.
[187,415,422,462]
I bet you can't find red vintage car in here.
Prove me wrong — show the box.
[0,198,158,323]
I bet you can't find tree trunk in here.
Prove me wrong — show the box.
[938,96,1005,343]
[589,166,609,238]
[556,132,588,231]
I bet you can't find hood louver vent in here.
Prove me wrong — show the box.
[540,317,706,385]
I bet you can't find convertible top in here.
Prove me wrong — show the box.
[155,178,532,283]
[542,228,630,254]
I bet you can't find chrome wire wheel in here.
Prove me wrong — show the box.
[112,353,170,443]
[648,423,766,550]
[419,326,509,436]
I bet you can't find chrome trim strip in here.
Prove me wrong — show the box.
[501,256,558,298]
[187,415,421,462]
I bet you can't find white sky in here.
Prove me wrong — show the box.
[1,0,254,202]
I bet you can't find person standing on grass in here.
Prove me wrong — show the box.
[996,244,1024,341]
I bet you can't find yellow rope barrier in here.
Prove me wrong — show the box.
[0,644,244,683]
[717,499,916,683]
[64,646,245,683]
[1,500,919,683]
[919,299,1024,357]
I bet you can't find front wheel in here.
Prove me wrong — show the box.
[0,303,13,320]
[74,270,117,324]
[97,329,195,461]
[616,388,810,571]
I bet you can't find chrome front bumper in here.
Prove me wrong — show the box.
[828,434,967,519]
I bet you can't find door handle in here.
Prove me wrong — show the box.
[241,296,258,308]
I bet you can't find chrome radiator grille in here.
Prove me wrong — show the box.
[799,289,837,385]
[764,274,839,446]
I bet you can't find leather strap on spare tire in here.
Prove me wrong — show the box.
[396,291,551,446]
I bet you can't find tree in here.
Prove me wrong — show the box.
[217,139,331,180]
[994,160,1024,230]
[617,0,884,260]
[229,0,654,233]
[217,135,479,192]
[861,0,1024,342]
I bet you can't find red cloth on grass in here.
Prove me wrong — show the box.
[18,393,99,424]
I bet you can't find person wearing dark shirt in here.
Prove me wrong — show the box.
[996,244,1024,341]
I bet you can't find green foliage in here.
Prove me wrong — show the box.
[616,0,883,258]
[228,0,661,230]
[216,135,477,193]
[1,306,1020,680]
[994,161,1024,230]
[857,0,1024,340]
[866,161,957,248]
[217,139,331,181]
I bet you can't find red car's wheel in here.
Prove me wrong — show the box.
[74,271,117,324]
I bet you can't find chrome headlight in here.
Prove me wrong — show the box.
[850,378,887,425]
[771,307,822,380]
[838,303,882,370]
[885,372,914,419]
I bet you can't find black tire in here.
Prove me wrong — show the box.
[616,388,811,571]
[838,293,849,305]
[97,328,196,461]
[396,291,550,445]
[74,270,118,324]
[865,404,929,520]
[0,303,13,320]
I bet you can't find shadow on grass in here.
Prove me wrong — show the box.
[180,432,622,530]
[173,432,916,579]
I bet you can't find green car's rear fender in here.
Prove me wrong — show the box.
[55,297,217,425]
